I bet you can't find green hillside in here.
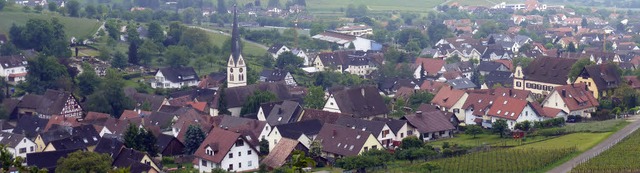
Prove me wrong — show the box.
[0,11,102,40]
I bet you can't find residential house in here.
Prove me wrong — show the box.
[267,44,290,58]
[266,120,322,151]
[265,100,304,127]
[513,57,577,97]
[198,72,227,90]
[94,136,124,157]
[43,124,101,152]
[334,24,374,37]
[12,116,48,138]
[0,132,36,158]
[371,117,409,146]
[574,63,621,99]
[402,111,456,141]
[314,123,382,158]
[156,134,185,156]
[542,83,599,118]
[0,55,27,84]
[485,97,544,129]
[414,58,446,80]
[297,109,346,124]
[27,149,82,172]
[477,61,510,76]
[312,31,382,51]
[17,90,82,119]
[261,138,308,170]
[124,88,168,112]
[447,78,477,90]
[624,76,640,89]
[323,86,389,119]
[335,116,395,148]
[431,86,469,120]
[194,128,260,172]
[218,116,270,147]
[151,67,200,89]
[482,71,514,89]
[211,82,293,117]
[312,50,382,77]
[259,69,297,86]
[112,148,161,173]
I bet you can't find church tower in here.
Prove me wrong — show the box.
[227,5,246,88]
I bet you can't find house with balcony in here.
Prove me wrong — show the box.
[151,67,200,89]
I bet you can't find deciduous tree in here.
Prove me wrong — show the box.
[183,125,206,155]
[492,119,509,138]
[304,86,325,109]
[55,151,112,173]
[465,125,483,138]
[240,90,277,115]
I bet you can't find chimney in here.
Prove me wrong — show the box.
[561,89,566,97]
[416,111,423,116]
[332,130,337,137]
[361,88,365,97]
[508,89,512,96]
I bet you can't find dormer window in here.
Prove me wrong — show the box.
[235,139,244,147]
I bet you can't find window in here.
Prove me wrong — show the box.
[401,133,404,138]
[229,164,234,170]
[364,147,368,151]
[248,150,252,155]
[238,152,242,157]
[248,161,253,167]
[229,153,233,158]
[202,160,207,167]
[19,148,26,154]
[30,146,34,152]
[382,130,390,137]
[236,140,244,146]
[239,162,242,168]
[372,146,377,149]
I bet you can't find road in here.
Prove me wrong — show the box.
[188,26,269,50]
[548,116,640,173]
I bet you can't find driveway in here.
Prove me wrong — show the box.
[548,116,640,173]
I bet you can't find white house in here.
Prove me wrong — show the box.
[541,83,599,118]
[0,132,36,159]
[195,128,259,173]
[335,117,397,148]
[0,55,27,84]
[265,120,321,151]
[151,67,200,89]
[312,31,382,51]
[259,69,297,86]
[485,97,544,129]
[267,44,290,59]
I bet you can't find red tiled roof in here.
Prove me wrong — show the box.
[187,102,208,112]
[404,111,455,133]
[493,87,531,100]
[119,110,151,120]
[432,86,466,110]
[462,93,497,116]
[194,128,252,164]
[419,81,447,94]
[85,112,111,121]
[415,58,445,75]
[261,138,299,169]
[624,76,640,89]
[44,115,81,131]
[486,97,528,121]
[542,107,564,118]
[553,83,599,111]
[494,59,513,70]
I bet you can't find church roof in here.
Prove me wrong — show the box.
[230,5,242,62]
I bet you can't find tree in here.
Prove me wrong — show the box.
[217,0,227,14]
[286,150,316,172]
[427,23,452,45]
[512,57,533,68]
[55,151,112,173]
[34,5,43,13]
[396,147,436,163]
[567,42,577,52]
[492,119,509,138]
[66,0,80,17]
[268,0,280,8]
[123,123,159,156]
[408,91,434,108]
[137,40,159,66]
[147,21,164,43]
[0,0,5,11]
[10,18,70,58]
[568,58,594,82]
[581,17,588,27]
[85,69,134,117]
[400,136,423,149]
[48,2,57,12]
[514,121,532,131]
[336,149,391,171]
[304,86,325,109]
[84,5,96,18]
[0,43,20,56]
[310,23,325,36]
[21,55,69,94]
[164,46,191,67]
[464,125,483,138]
[446,55,461,64]
[309,139,322,158]
[183,125,206,155]
[241,90,277,115]
[275,52,303,69]
[105,20,120,40]
[179,28,213,55]
[259,138,269,155]
[77,63,101,97]
[111,51,128,69]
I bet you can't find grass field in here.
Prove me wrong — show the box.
[0,11,101,40]
[572,130,640,173]
[428,133,549,148]
[515,132,611,152]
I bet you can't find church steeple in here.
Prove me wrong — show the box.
[230,4,240,62]
[227,4,246,88]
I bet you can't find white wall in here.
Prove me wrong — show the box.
[322,95,341,113]
[219,140,259,172]
[12,137,36,159]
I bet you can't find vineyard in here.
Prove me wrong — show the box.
[572,130,640,173]
[409,147,577,173]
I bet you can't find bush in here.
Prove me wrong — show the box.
[566,115,582,123]
[537,128,566,137]
[123,73,143,80]
[534,118,565,128]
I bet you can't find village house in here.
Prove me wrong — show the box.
[17,89,83,119]
[211,82,293,117]
[198,72,227,90]
[261,138,308,170]
[323,86,389,119]
[151,67,200,89]
[194,128,260,173]
[334,116,396,148]
[312,50,383,77]
[415,58,446,80]
[259,69,297,86]
[0,55,28,84]
[542,83,599,118]
[485,97,544,129]
[0,132,36,159]
[334,24,374,37]
[312,31,382,51]
[112,148,161,173]
[314,123,382,159]
[513,57,577,97]
[573,63,621,99]
[431,86,469,120]
[402,111,456,141]
[266,119,322,151]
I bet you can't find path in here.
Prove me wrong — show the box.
[188,26,269,50]
[548,116,640,173]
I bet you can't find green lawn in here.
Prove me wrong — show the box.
[428,133,549,148]
[563,119,629,133]
[572,130,640,173]
[515,132,611,152]
[0,11,101,40]
[204,31,267,57]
